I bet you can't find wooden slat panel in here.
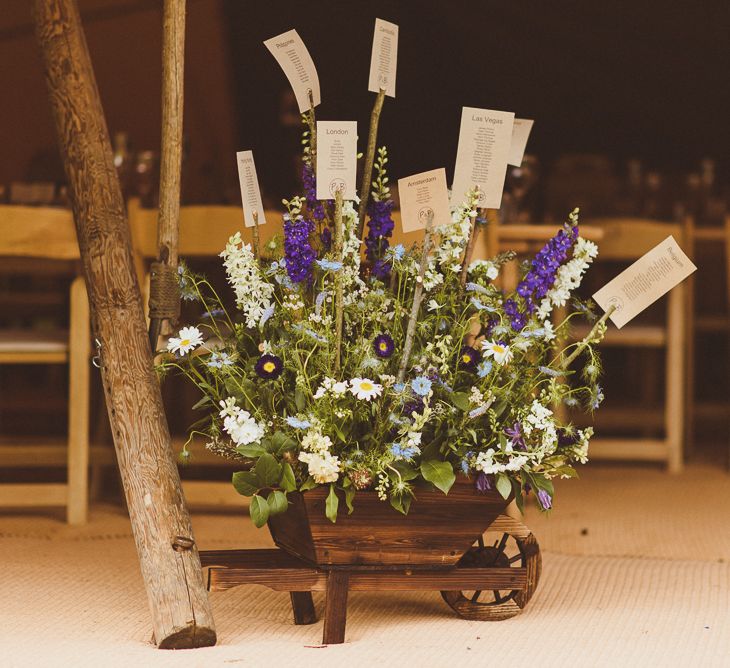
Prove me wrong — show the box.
[588,439,669,461]
[572,324,666,347]
[0,444,114,467]
[0,206,79,259]
[181,480,247,508]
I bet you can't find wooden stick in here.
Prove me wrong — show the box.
[561,305,616,370]
[34,0,216,649]
[459,196,481,287]
[149,0,186,351]
[357,88,386,239]
[333,189,344,372]
[252,210,260,258]
[307,90,317,172]
[397,212,434,382]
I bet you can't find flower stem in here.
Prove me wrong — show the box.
[459,198,481,287]
[397,211,434,382]
[252,210,260,259]
[357,88,386,239]
[561,305,616,370]
[307,90,317,171]
[333,189,345,373]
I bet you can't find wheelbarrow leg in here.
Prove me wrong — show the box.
[322,571,349,644]
[290,591,317,625]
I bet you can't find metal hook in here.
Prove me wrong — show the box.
[91,338,103,368]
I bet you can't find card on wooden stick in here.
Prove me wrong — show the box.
[451,107,515,209]
[593,236,696,329]
[264,29,321,113]
[398,168,451,233]
[316,121,358,200]
[236,150,266,228]
[507,118,534,167]
[368,18,398,97]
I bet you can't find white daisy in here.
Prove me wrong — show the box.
[481,340,514,366]
[349,377,383,401]
[167,326,203,356]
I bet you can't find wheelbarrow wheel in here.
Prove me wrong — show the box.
[441,514,541,621]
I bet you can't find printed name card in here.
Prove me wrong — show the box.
[316,121,358,200]
[593,236,697,329]
[507,118,535,167]
[398,168,451,233]
[368,18,398,97]
[451,107,515,209]
[236,150,266,228]
[264,29,321,113]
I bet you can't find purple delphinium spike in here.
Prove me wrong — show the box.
[301,162,326,223]
[283,213,316,283]
[365,198,395,280]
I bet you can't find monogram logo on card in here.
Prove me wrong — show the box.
[418,206,434,225]
[329,178,346,196]
[607,295,625,312]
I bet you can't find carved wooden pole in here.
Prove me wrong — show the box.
[148,0,186,350]
[34,0,216,649]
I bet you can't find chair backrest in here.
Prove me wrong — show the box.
[0,206,80,260]
[585,218,684,261]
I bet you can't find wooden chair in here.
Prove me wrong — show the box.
[572,218,687,473]
[0,205,92,523]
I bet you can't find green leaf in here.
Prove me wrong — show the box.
[254,453,282,488]
[295,387,306,412]
[269,431,297,454]
[231,470,258,496]
[325,484,339,523]
[420,460,456,494]
[235,443,267,458]
[249,494,270,528]
[266,490,288,516]
[299,476,318,492]
[344,485,355,514]
[495,473,512,500]
[280,463,297,492]
[191,395,212,410]
[392,460,419,481]
[390,493,413,515]
[451,392,471,412]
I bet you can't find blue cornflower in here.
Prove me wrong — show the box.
[477,360,493,378]
[468,405,488,419]
[206,352,233,369]
[386,244,405,261]
[393,382,406,393]
[470,297,497,312]
[539,365,561,377]
[316,259,343,272]
[286,416,311,430]
[259,305,275,327]
[202,308,225,320]
[411,376,432,396]
[465,282,489,295]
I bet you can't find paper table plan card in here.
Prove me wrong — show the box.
[507,118,535,167]
[451,107,515,210]
[368,18,398,97]
[593,236,697,329]
[236,151,266,228]
[398,168,451,233]
[316,121,358,201]
[264,29,321,113]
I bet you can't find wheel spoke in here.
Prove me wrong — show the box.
[494,533,509,557]
[509,553,523,564]
[477,535,485,548]
[470,590,482,603]
[493,590,503,604]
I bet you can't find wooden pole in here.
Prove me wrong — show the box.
[148,0,186,350]
[34,0,216,649]
[356,88,386,239]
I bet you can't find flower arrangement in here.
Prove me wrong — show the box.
[159,130,609,528]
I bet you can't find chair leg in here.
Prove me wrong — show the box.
[67,276,90,524]
[665,284,684,474]
[322,571,349,645]
[290,591,317,625]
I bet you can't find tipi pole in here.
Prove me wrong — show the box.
[148,0,186,350]
[33,0,216,649]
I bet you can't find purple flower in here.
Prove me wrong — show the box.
[508,224,579,330]
[458,345,481,372]
[402,398,425,416]
[254,354,283,380]
[475,472,494,493]
[537,489,552,510]
[283,214,316,283]
[365,198,395,279]
[301,163,326,223]
[373,333,395,358]
[320,226,332,251]
[505,422,526,450]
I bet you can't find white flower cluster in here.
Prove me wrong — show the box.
[340,202,368,306]
[313,377,349,399]
[521,400,558,459]
[474,449,528,475]
[218,398,265,446]
[570,427,593,464]
[312,377,383,401]
[433,195,477,274]
[220,232,274,328]
[422,335,454,375]
[468,259,499,281]
[536,235,598,321]
[298,428,340,483]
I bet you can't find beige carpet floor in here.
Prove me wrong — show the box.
[2,463,729,667]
